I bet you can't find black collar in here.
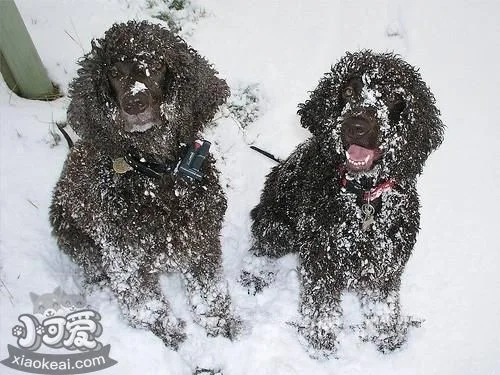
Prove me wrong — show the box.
[112,140,211,181]
[123,151,177,179]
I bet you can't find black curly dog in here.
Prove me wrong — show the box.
[250,51,444,357]
[50,21,239,349]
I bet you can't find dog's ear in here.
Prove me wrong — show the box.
[297,69,342,137]
[67,37,114,142]
[188,53,230,131]
[30,292,39,304]
[165,37,230,139]
[401,77,445,176]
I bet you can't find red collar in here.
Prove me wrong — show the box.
[339,165,397,202]
[362,179,396,202]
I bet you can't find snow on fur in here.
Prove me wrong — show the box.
[1,1,499,375]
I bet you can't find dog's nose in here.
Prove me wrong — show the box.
[349,121,369,137]
[121,91,150,115]
[342,117,373,139]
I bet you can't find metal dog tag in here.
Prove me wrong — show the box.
[362,203,375,231]
[112,157,133,174]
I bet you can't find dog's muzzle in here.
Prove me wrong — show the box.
[341,110,380,172]
[119,85,160,132]
[121,90,151,115]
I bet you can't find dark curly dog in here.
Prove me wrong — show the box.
[50,21,238,349]
[250,51,444,357]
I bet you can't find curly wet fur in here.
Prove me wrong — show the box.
[50,21,238,349]
[250,51,444,357]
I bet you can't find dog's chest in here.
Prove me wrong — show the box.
[315,189,417,283]
[100,173,215,229]
[308,189,411,257]
[66,153,223,252]
[337,191,405,238]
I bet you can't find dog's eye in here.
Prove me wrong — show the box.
[343,87,354,98]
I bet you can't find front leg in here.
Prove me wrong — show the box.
[358,289,421,353]
[183,260,240,340]
[244,205,297,294]
[296,262,343,359]
[102,249,186,349]
[250,209,298,258]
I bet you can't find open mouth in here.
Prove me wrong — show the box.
[345,144,380,172]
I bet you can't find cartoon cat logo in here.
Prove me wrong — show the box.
[30,287,87,320]
[2,286,117,373]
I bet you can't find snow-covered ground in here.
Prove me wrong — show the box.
[1,0,499,374]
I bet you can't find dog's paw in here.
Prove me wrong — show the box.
[297,326,339,359]
[362,315,422,353]
[151,316,186,351]
[239,270,275,295]
[373,325,408,353]
[292,316,342,359]
[204,313,243,340]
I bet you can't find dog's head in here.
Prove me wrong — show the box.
[298,50,444,180]
[68,21,229,160]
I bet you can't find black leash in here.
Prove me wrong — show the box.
[250,145,283,163]
[56,122,74,148]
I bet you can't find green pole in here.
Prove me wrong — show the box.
[0,49,19,95]
[0,0,58,100]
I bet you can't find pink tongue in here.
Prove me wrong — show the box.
[347,144,375,162]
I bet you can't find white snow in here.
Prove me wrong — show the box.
[130,81,148,95]
[1,0,500,374]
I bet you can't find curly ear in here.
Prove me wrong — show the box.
[164,38,229,138]
[67,38,115,141]
[402,78,445,176]
[415,97,444,156]
[297,71,341,136]
[188,52,230,130]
